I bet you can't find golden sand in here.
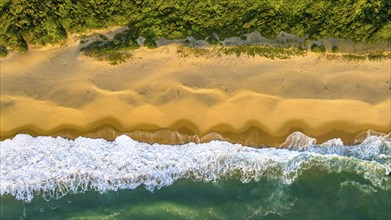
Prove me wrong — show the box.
[1,37,390,146]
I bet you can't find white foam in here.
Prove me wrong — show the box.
[0,134,390,202]
[340,181,378,193]
[280,132,316,150]
[319,138,344,147]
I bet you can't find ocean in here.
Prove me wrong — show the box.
[1,133,390,219]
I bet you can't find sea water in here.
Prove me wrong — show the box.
[0,133,390,219]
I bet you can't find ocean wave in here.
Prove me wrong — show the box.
[0,133,390,202]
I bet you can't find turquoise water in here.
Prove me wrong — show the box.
[1,134,390,219]
[1,171,390,219]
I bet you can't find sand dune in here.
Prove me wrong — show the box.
[1,37,390,146]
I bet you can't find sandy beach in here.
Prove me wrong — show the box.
[1,37,390,146]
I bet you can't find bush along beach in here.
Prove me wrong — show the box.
[1,0,390,53]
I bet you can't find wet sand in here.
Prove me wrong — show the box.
[1,36,390,146]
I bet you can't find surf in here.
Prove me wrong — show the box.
[0,132,390,203]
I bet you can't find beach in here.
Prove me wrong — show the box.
[1,37,390,146]
[2,0,391,218]
[1,34,391,220]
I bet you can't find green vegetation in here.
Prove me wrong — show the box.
[0,45,8,57]
[143,38,157,49]
[177,44,390,63]
[324,52,390,62]
[342,54,368,61]
[1,0,390,54]
[240,36,247,41]
[80,29,140,64]
[331,46,339,53]
[176,45,211,58]
[367,52,391,61]
[81,26,389,64]
[310,44,326,53]
[221,46,305,59]
[206,35,220,45]
[177,45,305,59]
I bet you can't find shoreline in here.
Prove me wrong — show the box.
[1,94,389,145]
[1,126,389,147]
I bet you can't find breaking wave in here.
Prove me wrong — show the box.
[0,132,390,202]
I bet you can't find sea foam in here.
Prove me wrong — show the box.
[0,133,390,202]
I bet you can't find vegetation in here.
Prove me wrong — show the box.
[310,44,326,53]
[177,44,390,62]
[177,45,305,59]
[1,0,390,54]
[324,52,391,62]
[177,45,211,58]
[240,36,247,41]
[221,46,305,59]
[342,54,368,61]
[0,45,8,57]
[331,46,339,53]
[367,52,391,61]
[206,35,220,45]
[80,29,140,64]
[81,26,389,64]
[143,38,157,49]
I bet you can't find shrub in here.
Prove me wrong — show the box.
[331,46,339,53]
[80,31,140,64]
[206,35,219,45]
[310,44,326,53]
[0,46,8,57]
[98,34,108,41]
[144,38,157,49]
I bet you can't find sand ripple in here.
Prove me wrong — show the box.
[1,42,390,145]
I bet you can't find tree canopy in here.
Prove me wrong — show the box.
[1,0,390,52]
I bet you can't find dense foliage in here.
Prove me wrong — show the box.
[1,0,390,53]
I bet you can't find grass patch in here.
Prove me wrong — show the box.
[341,54,367,61]
[367,52,391,61]
[221,46,305,59]
[324,52,390,62]
[177,45,214,58]
[177,45,305,59]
